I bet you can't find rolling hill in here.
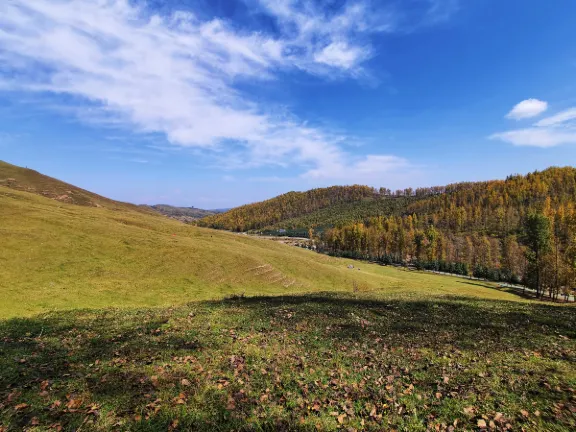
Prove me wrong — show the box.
[199,167,576,235]
[0,160,152,213]
[261,195,415,232]
[1,182,526,319]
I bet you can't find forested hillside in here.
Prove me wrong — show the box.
[201,167,576,299]
[264,196,416,231]
[319,167,576,299]
[197,185,380,231]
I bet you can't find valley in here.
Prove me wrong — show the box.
[1,162,575,431]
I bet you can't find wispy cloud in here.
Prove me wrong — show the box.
[303,154,412,183]
[107,155,154,164]
[0,0,450,181]
[535,108,576,127]
[505,99,548,120]
[425,0,460,24]
[491,106,576,148]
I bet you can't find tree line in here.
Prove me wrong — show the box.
[316,167,576,301]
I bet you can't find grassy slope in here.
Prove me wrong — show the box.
[1,186,522,319]
[0,160,150,213]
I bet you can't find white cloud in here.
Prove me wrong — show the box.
[491,107,576,148]
[535,108,576,127]
[491,128,576,148]
[505,99,548,120]
[253,0,394,75]
[314,42,367,69]
[0,0,439,182]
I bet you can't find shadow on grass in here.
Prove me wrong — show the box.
[1,293,575,431]
[456,279,574,303]
[456,280,498,290]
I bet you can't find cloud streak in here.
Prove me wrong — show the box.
[0,0,448,180]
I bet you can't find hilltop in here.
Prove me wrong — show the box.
[197,185,394,232]
[0,160,151,213]
[198,167,576,234]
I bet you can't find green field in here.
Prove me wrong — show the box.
[1,186,575,431]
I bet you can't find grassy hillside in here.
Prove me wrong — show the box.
[1,186,524,319]
[0,160,151,213]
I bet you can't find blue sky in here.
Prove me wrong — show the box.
[1,0,576,208]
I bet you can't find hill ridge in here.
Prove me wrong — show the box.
[0,160,151,213]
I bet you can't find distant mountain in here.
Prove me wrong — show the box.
[0,160,152,214]
[145,204,226,222]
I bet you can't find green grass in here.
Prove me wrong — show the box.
[2,186,575,431]
[1,186,521,319]
[1,294,574,431]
